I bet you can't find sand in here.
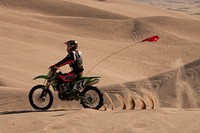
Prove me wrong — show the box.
[0,0,200,132]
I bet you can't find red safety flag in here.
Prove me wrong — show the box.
[141,35,159,42]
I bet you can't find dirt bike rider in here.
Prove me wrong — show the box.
[50,40,84,94]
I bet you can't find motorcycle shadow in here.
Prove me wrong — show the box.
[0,108,80,115]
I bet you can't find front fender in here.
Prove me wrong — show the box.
[33,75,48,80]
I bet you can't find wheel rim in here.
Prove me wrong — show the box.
[82,90,101,108]
[32,88,51,109]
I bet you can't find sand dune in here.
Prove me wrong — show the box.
[0,0,128,19]
[101,58,200,110]
[0,0,200,132]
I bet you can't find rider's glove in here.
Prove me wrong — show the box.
[49,65,57,69]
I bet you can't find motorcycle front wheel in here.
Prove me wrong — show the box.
[80,86,103,110]
[29,85,53,110]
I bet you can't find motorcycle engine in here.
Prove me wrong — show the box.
[58,83,74,101]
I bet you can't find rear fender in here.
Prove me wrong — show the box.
[85,78,100,86]
[82,77,101,86]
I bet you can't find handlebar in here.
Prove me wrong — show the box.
[47,67,57,78]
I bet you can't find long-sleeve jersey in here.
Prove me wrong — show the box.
[55,50,84,73]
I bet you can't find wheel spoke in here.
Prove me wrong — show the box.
[29,85,53,110]
[81,86,103,109]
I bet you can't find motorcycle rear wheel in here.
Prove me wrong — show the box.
[29,85,53,110]
[80,86,103,110]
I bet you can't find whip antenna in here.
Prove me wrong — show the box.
[85,35,159,76]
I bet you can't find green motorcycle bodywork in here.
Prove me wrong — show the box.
[33,74,100,90]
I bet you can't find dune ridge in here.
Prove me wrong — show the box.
[0,0,128,19]
[1,0,200,132]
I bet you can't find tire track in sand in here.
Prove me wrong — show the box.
[100,58,200,110]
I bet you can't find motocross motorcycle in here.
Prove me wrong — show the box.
[29,68,104,110]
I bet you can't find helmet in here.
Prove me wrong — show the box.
[64,40,78,52]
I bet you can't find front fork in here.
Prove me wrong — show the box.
[40,81,51,99]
